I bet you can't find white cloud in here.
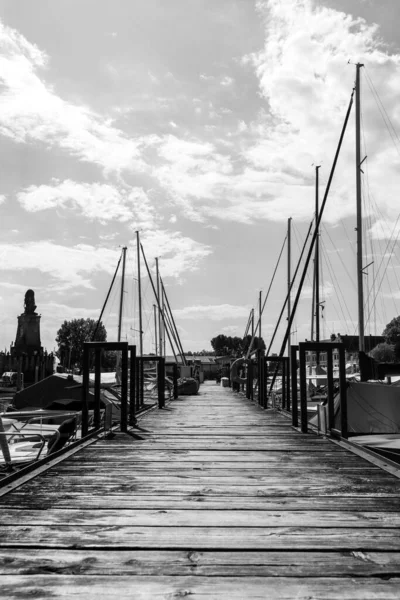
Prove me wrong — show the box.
[220,76,234,86]
[241,0,400,225]
[0,21,147,173]
[0,241,119,290]
[17,180,157,229]
[139,230,212,278]
[174,304,251,321]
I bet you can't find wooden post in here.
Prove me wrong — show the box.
[173,363,178,399]
[299,344,308,433]
[327,347,335,431]
[93,348,101,430]
[286,357,291,412]
[120,345,128,432]
[158,357,165,409]
[129,345,137,426]
[339,345,348,439]
[291,345,298,427]
[82,344,90,438]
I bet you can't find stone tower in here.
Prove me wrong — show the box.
[14,289,42,354]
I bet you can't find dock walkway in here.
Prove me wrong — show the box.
[1,381,400,598]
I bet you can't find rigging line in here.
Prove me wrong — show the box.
[364,67,400,147]
[365,223,400,326]
[264,221,314,359]
[274,86,355,367]
[363,213,400,310]
[92,253,122,341]
[369,192,400,293]
[321,224,356,291]
[292,223,314,290]
[339,219,356,258]
[320,238,353,329]
[364,69,400,157]
[245,233,287,358]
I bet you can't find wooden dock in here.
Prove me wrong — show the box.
[1,381,400,598]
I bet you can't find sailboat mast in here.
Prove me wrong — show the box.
[259,291,262,342]
[356,63,365,352]
[136,232,143,356]
[315,166,321,345]
[287,217,292,357]
[153,304,158,355]
[117,246,127,342]
[156,258,163,357]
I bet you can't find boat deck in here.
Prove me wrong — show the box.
[1,381,400,598]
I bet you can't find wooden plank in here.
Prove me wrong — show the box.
[1,509,400,528]
[0,549,399,577]
[35,471,395,485]
[1,526,400,550]
[3,494,400,511]
[1,575,400,599]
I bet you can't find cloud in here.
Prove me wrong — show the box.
[220,76,234,86]
[145,1,400,229]
[17,180,157,229]
[241,0,400,225]
[0,21,146,173]
[173,304,251,321]
[0,241,119,290]
[139,230,212,278]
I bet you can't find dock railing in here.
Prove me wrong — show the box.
[294,341,348,439]
[242,343,349,441]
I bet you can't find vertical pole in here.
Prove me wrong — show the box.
[315,166,321,348]
[339,345,348,439]
[117,247,127,343]
[153,304,158,355]
[129,345,136,426]
[356,63,365,353]
[156,258,163,357]
[291,345,298,427]
[162,290,166,357]
[136,232,143,358]
[251,309,254,339]
[94,347,101,430]
[82,344,90,437]
[120,345,128,432]
[299,344,308,433]
[173,363,178,399]
[158,357,165,409]
[327,348,335,431]
[259,291,262,341]
[287,217,292,407]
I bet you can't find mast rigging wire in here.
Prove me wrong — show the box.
[92,253,122,341]
[245,234,287,358]
[268,87,355,395]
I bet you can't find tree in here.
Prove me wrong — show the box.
[383,316,400,345]
[56,319,107,369]
[370,343,395,363]
[242,335,266,354]
[211,334,265,357]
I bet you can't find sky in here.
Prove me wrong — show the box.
[0,0,400,355]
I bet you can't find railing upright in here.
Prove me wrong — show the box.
[339,345,348,439]
[93,347,101,430]
[120,345,129,432]
[158,357,166,409]
[128,345,137,426]
[327,348,335,431]
[82,344,90,437]
[173,363,179,400]
[291,345,299,427]
[298,344,308,433]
